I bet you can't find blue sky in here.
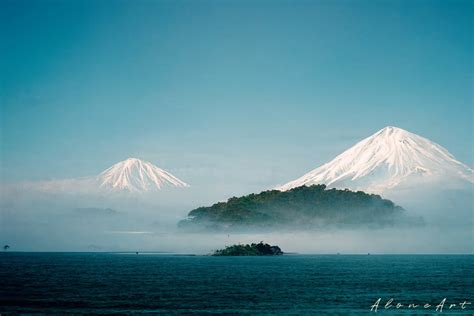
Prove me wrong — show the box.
[1,0,472,193]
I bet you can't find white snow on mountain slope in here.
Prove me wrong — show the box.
[15,158,189,194]
[276,126,474,193]
[97,158,189,192]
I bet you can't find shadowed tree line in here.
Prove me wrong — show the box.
[179,185,419,231]
[212,242,283,256]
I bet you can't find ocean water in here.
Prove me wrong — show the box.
[0,253,472,315]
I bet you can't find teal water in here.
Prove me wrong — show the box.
[1,253,472,314]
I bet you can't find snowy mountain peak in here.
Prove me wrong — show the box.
[124,157,140,163]
[97,158,189,193]
[277,126,474,193]
[378,125,406,135]
[375,126,421,140]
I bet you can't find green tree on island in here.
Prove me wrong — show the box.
[212,242,283,256]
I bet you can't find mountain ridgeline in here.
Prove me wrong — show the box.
[179,185,419,231]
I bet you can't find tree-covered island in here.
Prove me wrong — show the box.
[212,242,283,256]
[179,184,421,231]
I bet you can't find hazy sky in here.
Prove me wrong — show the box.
[1,0,472,193]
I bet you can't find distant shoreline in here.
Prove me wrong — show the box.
[2,251,474,255]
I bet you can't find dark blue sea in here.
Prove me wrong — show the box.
[1,253,472,315]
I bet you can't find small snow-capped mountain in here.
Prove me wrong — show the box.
[17,157,189,194]
[277,126,474,193]
[97,158,189,193]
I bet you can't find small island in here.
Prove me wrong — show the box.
[212,242,283,256]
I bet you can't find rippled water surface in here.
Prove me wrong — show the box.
[1,253,472,314]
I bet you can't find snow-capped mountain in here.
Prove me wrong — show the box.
[17,158,189,194]
[97,158,189,192]
[277,126,474,193]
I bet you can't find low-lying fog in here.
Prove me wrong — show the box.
[1,185,472,254]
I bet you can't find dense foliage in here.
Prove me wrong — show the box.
[179,185,410,231]
[212,242,283,256]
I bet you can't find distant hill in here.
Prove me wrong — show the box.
[179,185,421,231]
[72,208,119,216]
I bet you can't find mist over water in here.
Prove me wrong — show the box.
[1,182,472,254]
